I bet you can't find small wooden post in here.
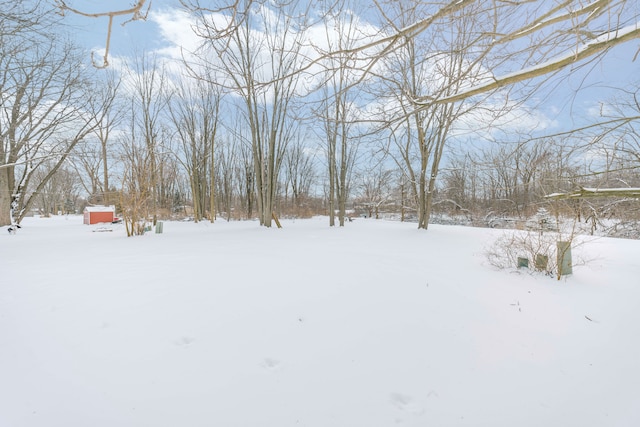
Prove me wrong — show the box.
[272,212,282,229]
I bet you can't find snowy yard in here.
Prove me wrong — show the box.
[1,215,639,427]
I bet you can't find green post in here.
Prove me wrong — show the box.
[557,241,572,276]
[155,221,163,234]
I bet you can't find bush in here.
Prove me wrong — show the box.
[486,231,558,276]
[485,228,586,279]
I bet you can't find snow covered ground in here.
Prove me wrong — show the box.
[1,215,639,427]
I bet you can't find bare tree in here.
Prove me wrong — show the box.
[315,1,366,226]
[282,134,317,217]
[214,136,238,221]
[341,0,640,110]
[541,83,640,232]
[117,105,178,236]
[237,135,255,219]
[190,0,311,227]
[355,165,394,219]
[31,162,82,216]
[378,1,495,229]
[125,53,172,223]
[168,77,221,222]
[120,125,153,236]
[71,71,124,206]
[0,4,99,227]
[72,141,105,203]
[438,153,477,218]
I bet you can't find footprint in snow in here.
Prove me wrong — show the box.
[260,357,282,371]
[390,393,425,415]
[174,336,196,348]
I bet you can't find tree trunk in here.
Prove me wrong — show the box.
[214,140,219,223]
[0,168,12,226]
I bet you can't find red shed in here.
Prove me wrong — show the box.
[83,205,115,225]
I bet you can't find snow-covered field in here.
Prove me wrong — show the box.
[1,215,639,427]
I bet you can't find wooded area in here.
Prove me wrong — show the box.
[2,0,639,235]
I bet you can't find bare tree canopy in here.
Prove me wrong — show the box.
[0,1,103,226]
[58,1,640,100]
[364,0,640,108]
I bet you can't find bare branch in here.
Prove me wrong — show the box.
[55,0,150,68]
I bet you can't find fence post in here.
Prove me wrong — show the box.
[517,257,529,269]
[557,241,572,276]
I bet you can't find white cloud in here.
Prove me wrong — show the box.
[150,8,202,59]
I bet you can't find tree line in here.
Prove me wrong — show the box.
[2,0,639,235]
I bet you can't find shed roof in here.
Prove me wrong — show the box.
[84,205,115,213]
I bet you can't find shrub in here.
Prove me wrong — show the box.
[485,226,587,279]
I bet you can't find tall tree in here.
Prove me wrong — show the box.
[125,53,171,222]
[282,134,317,216]
[168,76,221,222]
[72,71,123,205]
[188,0,311,226]
[378,0,493,229]
[0,2,98,226]
[315,1,366,226]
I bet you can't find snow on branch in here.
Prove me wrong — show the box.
[417,21,640,106]
[545,187,640,200]
[501,0,614,43]
[55,0,150,68]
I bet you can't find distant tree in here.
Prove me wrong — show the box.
[214,137,238,221]
[125,53,172,222]
[119,108,152,236]
[31,163,82,216]
[189,0,311,227]
[71,71,123,206]
[282,134,317,217]
[356,165,394,219]
[585,83,640,180]
[315,0,365,226]
[542,82,640,229]
[168,77,221,223]
[237,137,255,219]
[439,153,476,217]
